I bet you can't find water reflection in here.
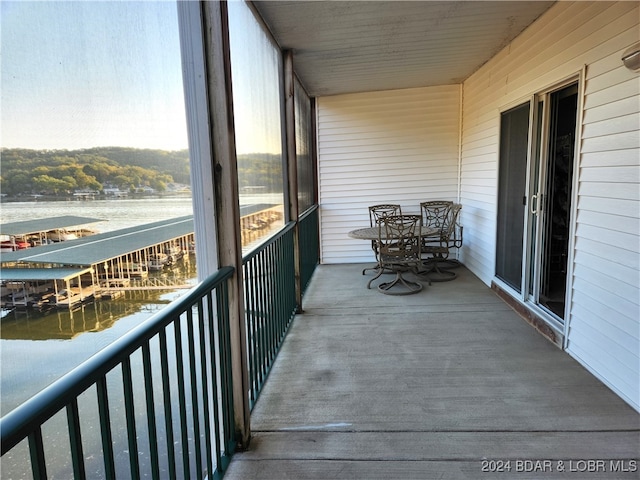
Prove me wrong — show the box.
[1,292,168,341]
[1,258,196,341]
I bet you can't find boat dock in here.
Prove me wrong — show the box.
[0,267,96,310]
[0,215,103,250]
[1,216,195,310]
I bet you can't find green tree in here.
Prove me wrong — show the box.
[2,172,31,195]
[114,175,134,190]
[0,147,186,196]
[33,175,70,194]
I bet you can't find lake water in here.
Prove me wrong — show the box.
[0,196,195,233]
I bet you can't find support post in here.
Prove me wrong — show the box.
[284,50,303,313]
[200,0,251,448]
[202,0,251,449]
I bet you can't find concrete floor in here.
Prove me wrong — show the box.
[224,264,639,479]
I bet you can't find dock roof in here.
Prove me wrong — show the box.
[0,216,193,267]
[0,267,93,282]
[0,216,104,236]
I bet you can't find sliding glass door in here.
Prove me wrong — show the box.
[496,82,579,323]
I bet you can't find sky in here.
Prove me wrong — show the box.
[1,1,189,151]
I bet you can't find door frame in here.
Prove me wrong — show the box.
[493,68,585,349]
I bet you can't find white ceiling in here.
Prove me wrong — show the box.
[252,1,556,97]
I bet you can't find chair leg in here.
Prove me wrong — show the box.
[366,265,385,289]
[362,264,396,275]
[420,257,457,282]
[436,258,461,269]
[377,271,423,295]
[362,264,378,275]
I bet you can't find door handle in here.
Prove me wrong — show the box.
[530,194,538,215]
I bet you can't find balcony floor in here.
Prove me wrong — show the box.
[225,264,639,479]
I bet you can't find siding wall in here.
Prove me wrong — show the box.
[317,86,461,264]
[460,1,639,410]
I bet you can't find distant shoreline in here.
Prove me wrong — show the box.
[0,192,193,203]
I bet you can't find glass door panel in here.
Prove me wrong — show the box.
[536,84,578,319]
[496,103,530,292]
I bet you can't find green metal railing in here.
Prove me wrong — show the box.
[299,205,320,293]
[242,222,297,409]
[0,267,237,480]
[242,209,319,409]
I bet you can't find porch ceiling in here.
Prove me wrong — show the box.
[252,0,555,97]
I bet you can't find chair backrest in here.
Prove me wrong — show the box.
[369,204,402,227]
[443,203,462,240]
[378,214,422,262]
[420,201,453,231]
[450,203,463,247]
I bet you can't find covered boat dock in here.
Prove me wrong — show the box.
[0,215,103,248]
[0,216,195,308]
[0,267,95,309]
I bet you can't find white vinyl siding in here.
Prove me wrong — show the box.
[461,1,639,410]
[317,86,461,264]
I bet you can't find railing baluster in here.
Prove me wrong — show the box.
[266,245,275,364]
[173,315,191,479]
[277,237,284,343]
[247,260,258,404]
[141,342,160,479]
[217,281,234,455]
[266,243,273,362]
[256,252,264,389]
[251,252,259,390]
[288,231,296,322]
[267,244,275,362]
[247,253,261,399]
[28,427,47,479]
[206,289,223,472]
[242,262,253,404]
[96,377,115,479]
[276,239,281,340]
[159,330,177,480]
[66,399,86,479]
[277,237,284,339]
[250,258,259,400]
[122,357,140,479]
[185,306,203,479]
[198,296,215,478]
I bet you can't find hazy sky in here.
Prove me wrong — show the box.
[1,1,188,151]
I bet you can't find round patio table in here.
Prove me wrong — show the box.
[348,225,438,240]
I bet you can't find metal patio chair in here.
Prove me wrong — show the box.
[362,204,402,275]
[368,214,424,295]
[420,203,461,282]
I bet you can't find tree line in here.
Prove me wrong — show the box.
[0,147,190,197]
[0,147,286,197]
